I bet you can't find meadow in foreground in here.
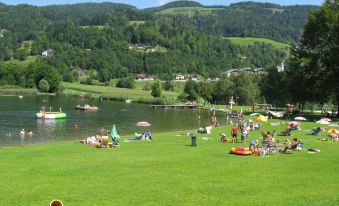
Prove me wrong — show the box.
[0,118,338,206]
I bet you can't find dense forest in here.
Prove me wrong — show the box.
[0,1,298,83]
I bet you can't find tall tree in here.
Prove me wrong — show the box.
[293,0,339,114]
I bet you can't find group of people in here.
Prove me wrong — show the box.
[19,129,33,137]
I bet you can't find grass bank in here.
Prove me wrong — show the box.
[62,82,179,105]
[0,86,38,96]
[1,118,339,205]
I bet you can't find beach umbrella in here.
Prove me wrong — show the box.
[244,119,253,123]
[288,121,301,127]
[294,117,306,121]
[316,120,330,125]
[250,113,260,116]
[321,117,332,122]
[136,121,151,127]
[327,129,339,134]
[256,115,268,122]
[110,124,120,139]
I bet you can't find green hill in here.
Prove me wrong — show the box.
[225,37,290,50]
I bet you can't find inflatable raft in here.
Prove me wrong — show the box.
[230,147,253,155]
[36,112,67,119]
[75,105,98,111]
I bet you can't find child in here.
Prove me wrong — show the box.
[249,140,259,153]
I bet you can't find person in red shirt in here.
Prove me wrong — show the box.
[231,127,239,143]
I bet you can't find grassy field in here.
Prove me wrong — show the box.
[0,117,339,205]
[128,21,145,26]
[159,7,224,17]
[0,87,38,95]
[62,82,180,104]
[225,37,290,51]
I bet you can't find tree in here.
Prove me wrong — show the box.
[184,79,199,101]
[212,79,234,104]
[162,80,174,91]
[116,78,135,89]
[151,81,161,97]
[38,79,49,92]
[260,66,287,106]
[198,82,213,103]
[293,0,339,114]
[26,61,62,92]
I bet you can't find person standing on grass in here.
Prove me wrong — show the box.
[231,126,239,143]
[241,128,248,143]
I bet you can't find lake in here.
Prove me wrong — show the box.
[0,95,227,147]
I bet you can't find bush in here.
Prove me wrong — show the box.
[151,81,161,97]
[116,78,135,89]
[143,82,152,91]
[177,93,188,102]
[162,81,174,91]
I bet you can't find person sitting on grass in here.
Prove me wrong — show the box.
[290,138,301,150]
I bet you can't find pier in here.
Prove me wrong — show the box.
[150,105,198,109]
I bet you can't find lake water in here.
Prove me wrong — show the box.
[0,96,227,147]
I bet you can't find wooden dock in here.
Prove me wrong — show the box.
[150,105,198,109]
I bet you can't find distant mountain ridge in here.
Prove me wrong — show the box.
[154,1,320,43]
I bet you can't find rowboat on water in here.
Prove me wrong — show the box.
[36,112,67,119]
[75,104,99,111]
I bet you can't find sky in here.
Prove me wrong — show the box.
[0,0,324,8]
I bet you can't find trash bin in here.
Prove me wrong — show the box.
[191,135,197,146]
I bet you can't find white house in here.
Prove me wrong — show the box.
[42,49,54,57]
[175,73,185,80]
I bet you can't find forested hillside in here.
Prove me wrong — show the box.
[157,2,319,43]
[0,1,318,88]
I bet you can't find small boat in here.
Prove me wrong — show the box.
[36,112,67,119]
[125,99,131,103]
[18,95,23,99]
[75,104,99,111]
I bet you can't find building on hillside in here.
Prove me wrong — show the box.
[253,68,266,75]
[175,73,185,80]
[76,69,87,77]
[129,44,145,50]
[277,62,285,73]
[85,49,92,52]
[223,69,240,77]
[188,74,198,81]
[136,74,154,81]
[223,67,267,77]
[42,49,54,57]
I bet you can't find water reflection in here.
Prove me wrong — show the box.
[36,119,66,132]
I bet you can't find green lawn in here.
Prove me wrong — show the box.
[62,82,180,103]
[159,7,224,17]
[225,37,290,51]
[0,118,339,205]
